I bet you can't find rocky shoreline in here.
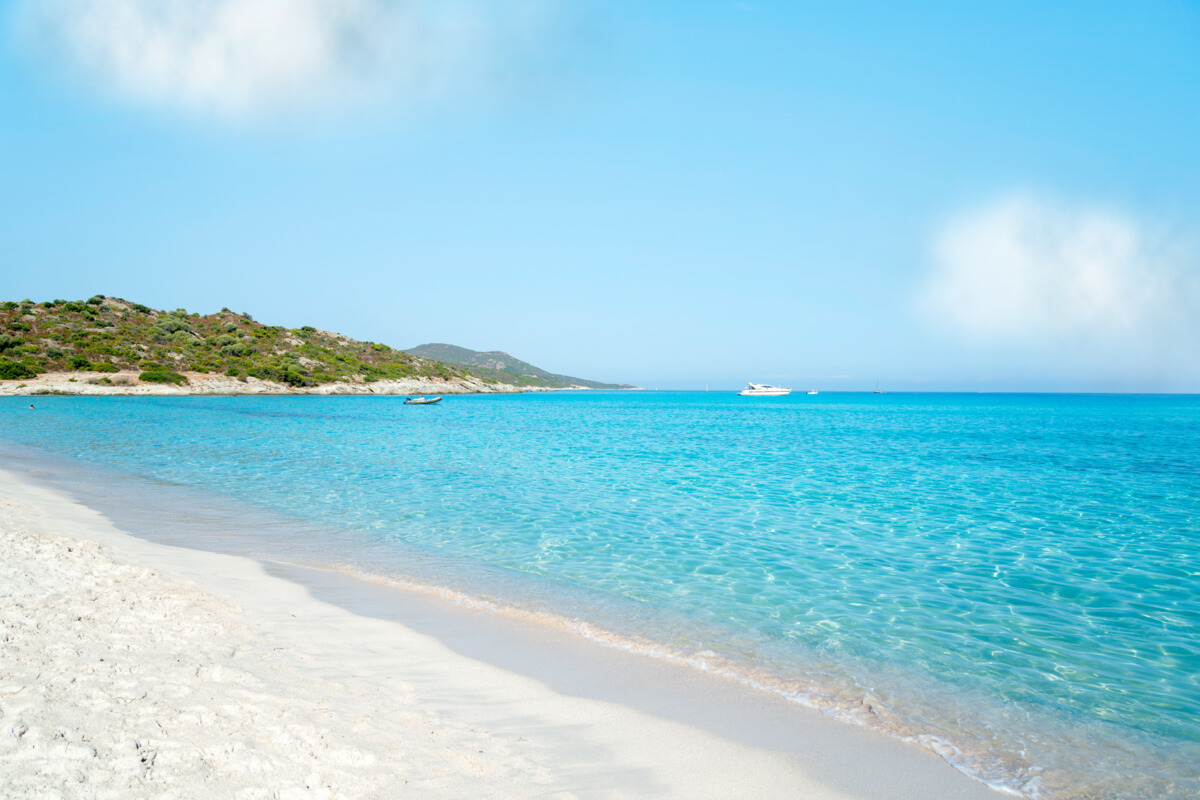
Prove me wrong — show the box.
[0,371,548,397]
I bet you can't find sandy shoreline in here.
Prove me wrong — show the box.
[0,466,1008,799]
[0,372,544,397]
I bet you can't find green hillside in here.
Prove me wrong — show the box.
[0,296,472,387]
[405,343,636,390]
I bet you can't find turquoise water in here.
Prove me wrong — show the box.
[3,392,1198,798]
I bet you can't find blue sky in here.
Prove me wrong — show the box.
[2,0,1198,391]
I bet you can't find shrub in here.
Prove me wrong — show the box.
[69,354,92,370]
[248,361,313,387]
[139,369,187,386]
[155,317,191,334]
[225,366,240,377]
[0,359,37,380]
[221,342,255,357]
[87,295,105,305]
[93,362,119,373]
[96,377,113,385]
[0,334,17,353]
[2,301,16,310]
[63,302,86,313]
[8,322,29,332]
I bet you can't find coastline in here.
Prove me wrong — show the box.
[0,463,1008,799]
[0,371,539,396]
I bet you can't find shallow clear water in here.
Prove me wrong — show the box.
[3,392,1198,798]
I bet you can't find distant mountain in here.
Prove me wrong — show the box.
[405,343,637,390]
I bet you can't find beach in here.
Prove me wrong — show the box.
[0,464,1010,799]
[4,392,1198,799]
[7,1,1197,795]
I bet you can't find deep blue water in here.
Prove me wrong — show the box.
[3,391,1198,798]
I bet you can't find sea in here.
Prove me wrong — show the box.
[2,391,1197,799]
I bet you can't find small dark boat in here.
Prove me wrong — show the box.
[404,396,442,405]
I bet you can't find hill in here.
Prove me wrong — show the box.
[0,296,483,389]
[404,344,637,390]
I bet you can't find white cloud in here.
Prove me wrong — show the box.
[924,193,1193,342]
[13,0,550,118]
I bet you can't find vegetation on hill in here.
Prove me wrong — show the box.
[0,297,473,387]
[405,343,636,390]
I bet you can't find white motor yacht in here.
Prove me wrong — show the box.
[738,383,791,397]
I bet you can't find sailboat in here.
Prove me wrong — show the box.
[873,379,883,394]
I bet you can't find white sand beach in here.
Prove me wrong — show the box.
[0,468,1007,799]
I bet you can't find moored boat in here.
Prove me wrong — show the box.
[404,396,442,405]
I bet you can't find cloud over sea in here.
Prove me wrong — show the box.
[921,192,1199,386]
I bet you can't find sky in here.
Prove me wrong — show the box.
[1,0,1198,391]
